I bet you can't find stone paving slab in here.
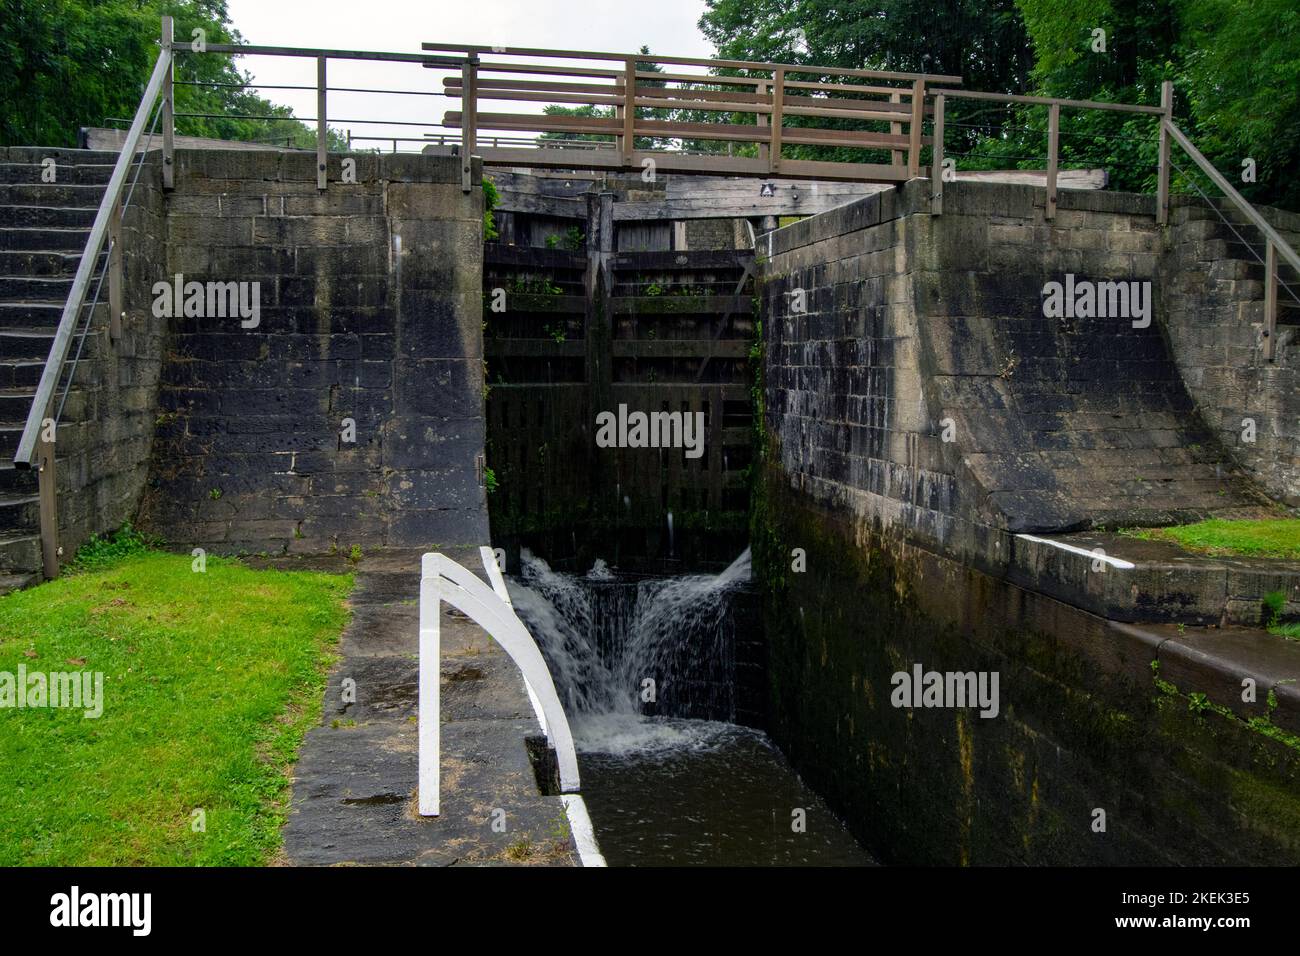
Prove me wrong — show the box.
[281,550,578,867]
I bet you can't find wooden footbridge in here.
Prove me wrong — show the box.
[422,43,959,184]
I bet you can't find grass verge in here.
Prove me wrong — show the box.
[0,534,352,865]
[1121,518,1300,560]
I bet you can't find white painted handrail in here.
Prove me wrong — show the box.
[479,546,549,738]
[418,552,580,817]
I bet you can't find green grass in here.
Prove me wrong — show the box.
[1263,590,1300,640]
[0,543,352,865]
[1122,519,1300,560]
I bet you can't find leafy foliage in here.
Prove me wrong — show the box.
[990,0,1300,205]
[695,0,1300,209]
[0,0,340,149]
[482,176,499,240]
[67,523,155,573]
[696,0,1035,162]
[539,48,673,149]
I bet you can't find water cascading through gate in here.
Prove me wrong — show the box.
[506,547,754,754]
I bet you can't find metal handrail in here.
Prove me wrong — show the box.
[56,107,163,432]
[1164,120,1300,277]
[1167,151,1300,304]
[14,41,174,472]
[1164,119,1300,361]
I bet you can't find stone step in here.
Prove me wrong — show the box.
[0,205,97,228]
[0,424,21,459]
[0,183,107,206]
[0,494,39,532]
[0,301,106,330]
[0,533,41,573]
[0,161,114,185]
[3,147,121,164]
[0,249,98,278]
[0,275,74,301]
[0,362,44,389]
[0,330,55,361]
[1185,214,1300,267]
[0,571,38,596]
[0,395,34,429]
[0,227,91,251]
[0,462,37,496]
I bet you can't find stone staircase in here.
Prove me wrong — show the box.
[1166,197,1300,506]
[0,148,114,591]
[1176,199,1300,330]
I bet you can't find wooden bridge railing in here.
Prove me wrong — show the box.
[421,43,961,184]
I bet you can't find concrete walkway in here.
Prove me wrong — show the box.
[279,548,579,866]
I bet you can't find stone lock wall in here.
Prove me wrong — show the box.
[753,477,1300,865]
[760,180,1258,574]
[55,151,169,556]
[137,149,488,554]
[755,179,1300,865]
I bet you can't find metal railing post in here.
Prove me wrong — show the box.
[316,56,328,190]
[161,16,174,190]
[15,37,173,479]
[37,434,58,579]
[931,93,945,215]
[908,78,925,177]
[1157,80,1172,225]
[1264,240,1278,361]
[108,204,123,341]
[461,57,477,192]
[1045,102,1060,220]
[769,67,785,174]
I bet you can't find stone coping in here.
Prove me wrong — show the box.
[1008,530,1300,627]
[1112,620,1300,737]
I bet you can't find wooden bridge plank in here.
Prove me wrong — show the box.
[475,145,913,183]
[611,249,756,269]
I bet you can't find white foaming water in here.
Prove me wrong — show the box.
[586,559,615,582]
[508,548,752,757]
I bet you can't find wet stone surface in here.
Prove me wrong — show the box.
[281,548,578,866]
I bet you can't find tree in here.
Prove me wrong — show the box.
[538,48,672,150]
[696,0,1036,163]
[0,0,340,149]
[1002,0,1300,208]
[1176,0,1300,209]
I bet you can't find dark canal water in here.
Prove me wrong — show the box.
[508,550,873,867]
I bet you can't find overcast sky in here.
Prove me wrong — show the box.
[223,0,717,148]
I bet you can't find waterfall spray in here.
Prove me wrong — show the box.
[509,548,752,755]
